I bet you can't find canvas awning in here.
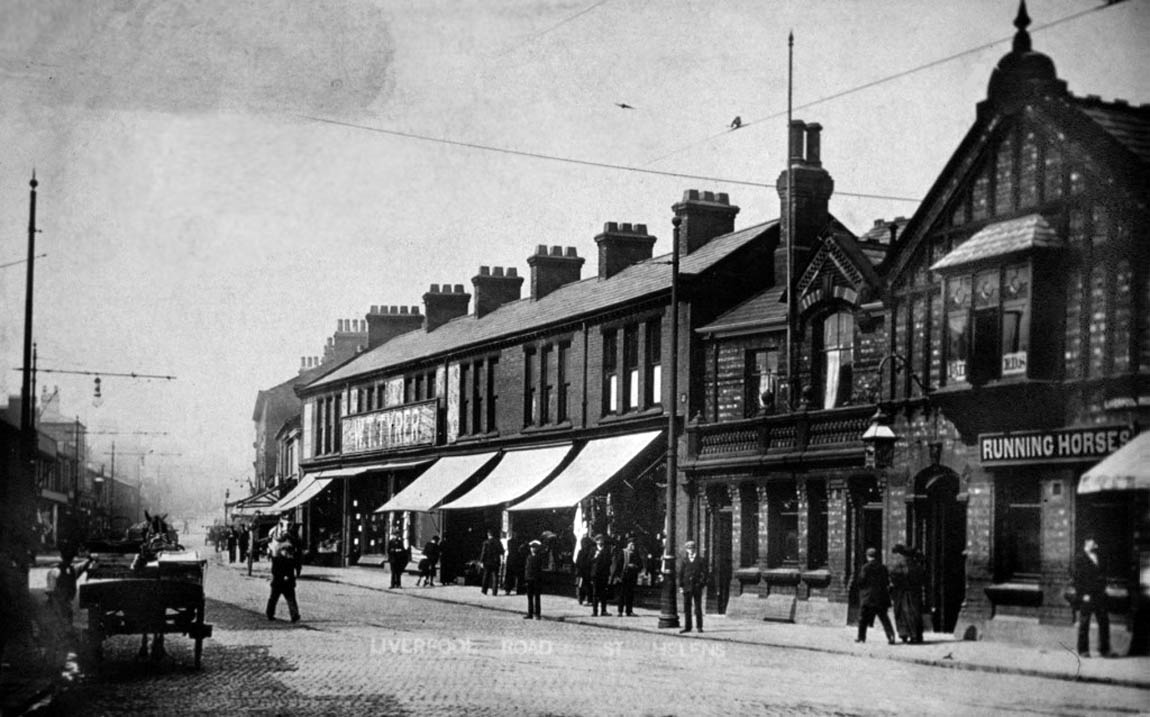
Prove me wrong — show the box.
[374,452,498,513]
[323,458,434,480]
[229,486,281,517]
[509,431,662,512]
[438,444,572,510]
[1079,429,1150,493]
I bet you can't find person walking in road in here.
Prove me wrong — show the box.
[1073,536,1112,657]
[266,514,302,623]
[852,547,896,644]
[226,527,238,564]
[387,529,408,589]
[479,529,504,595]
[889,544,925,644]
[523,539,544,620]
[238,525,250,563]
[611,536,643,616]
[678,540,708,633]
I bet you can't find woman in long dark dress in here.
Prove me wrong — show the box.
[889,543,925,644]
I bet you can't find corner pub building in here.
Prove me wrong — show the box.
[685,4,1149,651]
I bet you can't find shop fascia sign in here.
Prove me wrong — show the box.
[341,399,437,454]
[979,424,1134,466]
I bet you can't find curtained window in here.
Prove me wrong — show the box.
[820,311,854,409]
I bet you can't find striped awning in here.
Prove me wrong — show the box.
[1079,430,1150,493]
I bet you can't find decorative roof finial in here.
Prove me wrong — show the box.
[1013,0,1032,54]
[30,168,38,190]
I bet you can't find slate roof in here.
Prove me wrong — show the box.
[1073,94,1150,166]
[930,213,1061,271]
[696,286,787,335]
[308,220,775,390]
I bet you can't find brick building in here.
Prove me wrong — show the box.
[294,193,776,580]
[685,4,1149,650]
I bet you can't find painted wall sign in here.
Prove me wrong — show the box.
[979,425,1134,465]
[341,400,436,454]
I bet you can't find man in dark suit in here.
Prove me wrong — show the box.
[523,539,545,620]
[678,540,708,633]
[589,534,613,616]
[611,536,643,616]
[479,529,505,595]
[1073,536,1112,657]
[852,547,895,644]
[387,529,408,589]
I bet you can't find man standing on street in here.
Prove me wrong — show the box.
[479,529,504,595]
[523,539,544,620]
[266,513,302,623]
[678,540,708,633]
[387,529,408,589]
[852,547,895,644]
[1073,536,1112,657]
[611,536,643,616]
[590,534,613,617]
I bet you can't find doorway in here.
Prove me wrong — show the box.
[710,509,733,614]
[911,467,967,634]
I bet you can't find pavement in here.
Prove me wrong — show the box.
[223,555,1150,692]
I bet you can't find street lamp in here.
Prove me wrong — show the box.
[861,405,897,470]
[658,216,682,629]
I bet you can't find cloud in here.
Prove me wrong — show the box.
[0,0,395,117]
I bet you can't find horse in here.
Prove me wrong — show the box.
[128,511,183,661]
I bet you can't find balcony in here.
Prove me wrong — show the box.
[686,404,874,463]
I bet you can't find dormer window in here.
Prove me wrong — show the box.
[931,214,1061,386]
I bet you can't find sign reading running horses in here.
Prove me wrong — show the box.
[342,399,437,454]
[979,425,1135,466]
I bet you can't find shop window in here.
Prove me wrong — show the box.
[818,311,854,409]
[623,324,639,411]
[767,482,800,568]
[644,320,662,407]
[807,481,828,569]
[602,330,618,415]
[744,348,779,417]
[1000,265,1030,377]
[996,476,1042,581]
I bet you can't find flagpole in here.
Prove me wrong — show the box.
[786,32,796,410]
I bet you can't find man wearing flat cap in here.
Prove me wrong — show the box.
[611,535,643,616]
[678,540,709,633]
[590,534,613,616]
[523,539,545,620]
[851,546,896,644]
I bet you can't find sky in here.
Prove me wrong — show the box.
[1,0,1147,509]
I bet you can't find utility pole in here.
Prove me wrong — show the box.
[10,173,40,575]
[658,216,682,629]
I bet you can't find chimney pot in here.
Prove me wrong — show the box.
[550,245,562,256]
[702,191,714,202]
[507,267,517,277]
[806,122,823,165]
[480,265,491,276]
[536,244,548,255]
[453,284,464,293]
[789,119,806,162]
[565,246,577,257]
[686,189,700,201]
[717,193,729,204]
[430,283,440,293]
[411,306,420,314]
[399,306,408,314]
[493,266,504,277]
[606,221,618,232]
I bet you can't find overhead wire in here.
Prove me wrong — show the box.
[645,1,1124,165]
[297,114,920,202]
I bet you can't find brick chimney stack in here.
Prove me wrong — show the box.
[671,190,740,255]
[471,265,524,318]
[775,120,834,286]
[366,305,424,349]
[595,223,656,280]
[422,283,470,331]
[527,245,584,300]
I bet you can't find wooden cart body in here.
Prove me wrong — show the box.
[79,549,213,668]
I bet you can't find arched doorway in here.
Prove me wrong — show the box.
[909,467,967,634]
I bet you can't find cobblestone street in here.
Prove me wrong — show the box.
[50,550,1150,717]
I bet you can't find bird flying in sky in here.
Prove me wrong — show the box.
[616,103,635,109]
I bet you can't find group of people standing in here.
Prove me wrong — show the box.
[217,525,255,564]
[850,544,926,645]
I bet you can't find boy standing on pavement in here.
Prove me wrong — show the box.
[1073,536,1112,657]
[266,513,302,623]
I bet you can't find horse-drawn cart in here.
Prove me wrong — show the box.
[80,543,213,669]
